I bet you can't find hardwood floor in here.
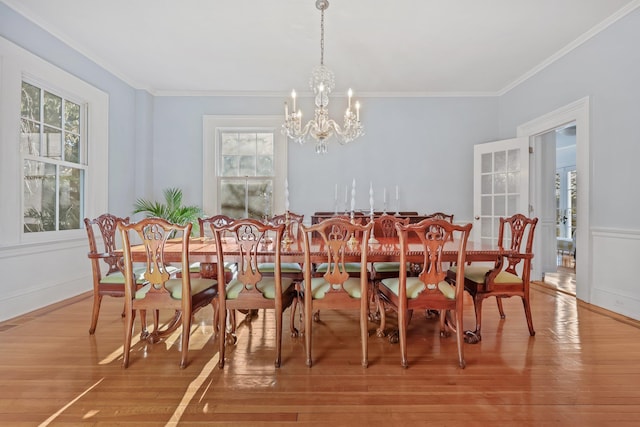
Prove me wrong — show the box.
[1,284,640,426]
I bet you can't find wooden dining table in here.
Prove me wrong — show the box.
[130,236,507,265]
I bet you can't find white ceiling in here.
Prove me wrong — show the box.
[2,0,638,96]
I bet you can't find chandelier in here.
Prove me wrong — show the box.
[282,0,364,154]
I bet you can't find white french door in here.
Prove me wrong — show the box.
[473,137,530,245]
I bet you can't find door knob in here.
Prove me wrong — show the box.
[474,216,480,220]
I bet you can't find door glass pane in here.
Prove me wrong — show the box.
[481,195,492,215]
[481,218,493,238]
[507,195,518,215]
[494,195,505,216]
[481,175,492,194]
[507,172,519,193]
[481,153,492,173]
[494,173,506,194]
[507,148,520,171]
[494,150,506,172]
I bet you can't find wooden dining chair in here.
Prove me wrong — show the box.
[85,213,148,335]
[300,217,374,367]
[377,219,472,368]
[118,218,218,368]
[369,214,410,321]
[260,211,305,335]
[211,218,298,368]
[447,213,538,343]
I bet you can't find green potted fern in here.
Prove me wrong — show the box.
[132,187,202,235]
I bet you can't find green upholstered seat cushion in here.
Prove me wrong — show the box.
[449,265,522,284]
[300,277,363,299]
[380,277,455,299]
[315,262,362,274]
[135,277,217,300]
[101,265,179,285]
[224,277,295,300]
[257,262,303,273]
[372,262,410,273]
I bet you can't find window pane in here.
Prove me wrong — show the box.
[257,133,273,155]
[219,179,246,218]
[219,179,273,219]
[65,133,80,163]
[237,133,256,155]
[20,119,41,155]
[43,91,62,128]
[23,160,56,233]
[59,166,82,230]
[64,101,80,133]
[21,82,41,121]
[43,125,62,159]
[239,156,256,176]
[256,155,273,175]
[221,133,238,155]
[221,155,239,176]
[481,195,492,215]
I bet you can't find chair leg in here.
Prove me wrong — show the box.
[122,309,136,368]
[218,304,226,369]
[398,308,408,368]
[472,294,484,342]
[89,293,102,334]
[376,295,387,338]
[275,309,283,368]
[179,314,191,369]
[496,297,506,319]
[521,296,536,336]
[304,302,313,367]
[453,308,465,369]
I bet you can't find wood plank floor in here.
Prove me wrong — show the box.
[1,284,640,426]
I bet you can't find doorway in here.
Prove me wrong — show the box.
[538,124,576,295]
[516,97,590,303]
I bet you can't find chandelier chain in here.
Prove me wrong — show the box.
[320,8,325,66]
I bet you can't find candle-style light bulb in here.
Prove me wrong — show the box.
[355,101,361,121]
[348,88,353,109]
[291,89,297,111]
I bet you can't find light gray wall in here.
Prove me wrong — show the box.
[0,2,143,218]
[152,95,499,222]
[499,8,640,230]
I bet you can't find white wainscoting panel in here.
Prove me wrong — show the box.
[591,228,640,321]
[0,239,92,322]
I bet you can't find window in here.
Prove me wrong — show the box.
[0,36,108,245]
[555,167,576,239]
[218,131,273,219]
[203,116,287,219]
[21,80,86,232]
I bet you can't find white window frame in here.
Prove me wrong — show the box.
[0,36,108,245]
[202,116,287,217]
